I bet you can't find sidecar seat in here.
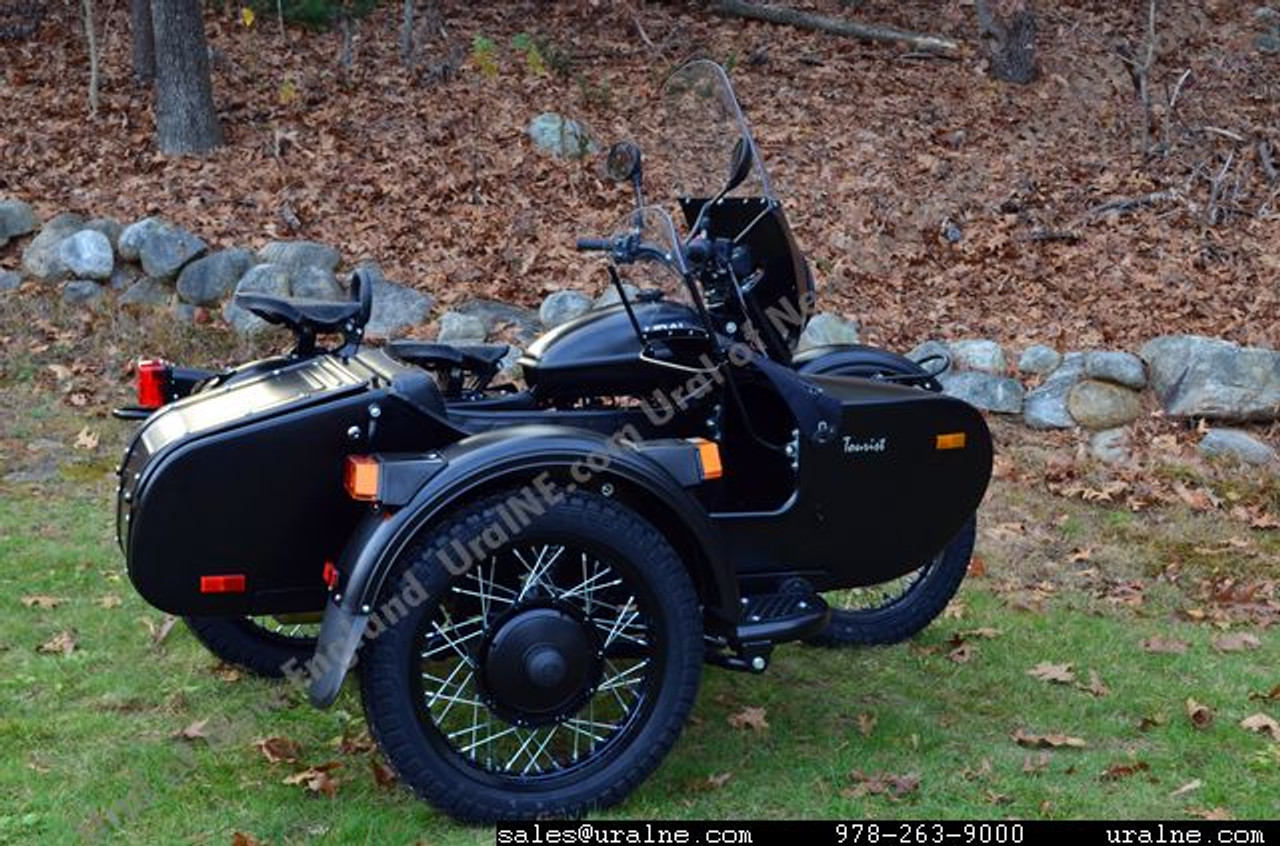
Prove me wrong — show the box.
[385,341,509,376]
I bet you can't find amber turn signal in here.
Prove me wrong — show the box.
[691,438,723,480]
[344,455,381,501]
[935,432,967,451]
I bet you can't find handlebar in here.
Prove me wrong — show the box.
[576,237,613,252]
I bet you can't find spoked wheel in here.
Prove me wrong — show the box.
[808,517,976,647]
[360,488,702,821]
[183,615,320,678]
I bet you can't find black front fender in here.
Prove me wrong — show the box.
[794,343,945,391]
[305,424,735,707]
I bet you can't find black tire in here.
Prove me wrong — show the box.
[359,488,703,822]
[183,616,319,679]
[801,351,974,647]
[808,518,976,647]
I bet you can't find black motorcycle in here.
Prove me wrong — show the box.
[114,60,989,820]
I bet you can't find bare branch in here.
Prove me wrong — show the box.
[711,1,960,53]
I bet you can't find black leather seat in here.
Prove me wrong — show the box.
[386,341,510,374]
[235,293,365,334]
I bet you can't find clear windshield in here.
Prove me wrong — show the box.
[650,60,773,239]
[608,206,692,307]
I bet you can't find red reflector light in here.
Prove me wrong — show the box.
[136,359,171,409]
[323,560,339,589]
[200,574,247,594]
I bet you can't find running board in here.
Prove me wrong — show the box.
[706,589,830,673]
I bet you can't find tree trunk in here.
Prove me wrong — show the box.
[130,0,154,85]
[400,0,414,66]
[83,0,99,114]
[150,0,223,154]
[975,0,1036,84]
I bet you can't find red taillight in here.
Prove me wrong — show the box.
[200,574,247,594]
[322,560,339,589]
[136,359,171,408]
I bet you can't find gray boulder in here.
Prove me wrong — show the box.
[290,265,344,300]
[938,371,1025,414]
[1084,350,1146,389]
[119,218,207,279]
[1140,335,1280,422]
[235,263,291,297]
[1089,427,1132,465]
[539,290,592,329]
[222,300,271,336]
[109,264,139,291]
[119,277,173,308]
[1019,344,1062,376]
[58,230,114,280]
[62,280,104,307]
[84,217,123,249]
[0,270,22,292]
[0,199,38,246]
[256,240,340,275]
[594,283,640,310]
[177,248,254,305]
[364,267,434,339]
[437,311,488,345]
[21,212,84,280]
[1067,380,1142,429]
[908,339,953,368]
[1198,429,1278,467]
[1024,353,1085,429]
[949,339,1007,374]
[456,299,541,344]
[528,113,598,159]
[798,312,860,351]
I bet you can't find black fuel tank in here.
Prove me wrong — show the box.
[520,300,714,399]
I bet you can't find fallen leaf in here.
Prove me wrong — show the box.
[254,736,303,764]
[1068,547,1092,563]
[370,757,398,789]
[942,601,966,620]
[174,719,209,742]
[1013,730,1087,749]
[962,758,993,781]
[38,630,76,656]
[73,427,99,450]
[1138,713,1168,731]
[727,706,769,732]
[1028,662,1076,684]
[1082,669,1110,698]
[1142,637,1189,654]
[856,712,877,737]
[283,762,341,798]
[21,595,63,609]
[1186,807,1234,820]
[967,557,987,577]
[706,771,732,790]
[1173,482,1219,512]
[960,627,1003,639]
[46,363,72,381]
[232,834,265,846]
[1250,512,1279,531]
[1023,752,1050,775]
[336,729,377,756]
[1170,779,1203,798]
[1101,761,1150,781]
[843,770,920,800]
[1239,713,1280,741]
[142,614,178,647]
[1248,684,1280,702]
[984,790,1013,805]
[97,594,122,609]
[1185,698,1214,730]
[215,663,243,683]
[948,643,975,663]
[1212,632,1261,653]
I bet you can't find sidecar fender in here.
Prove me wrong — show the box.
[794,343,945,391]
[302,424,735,708]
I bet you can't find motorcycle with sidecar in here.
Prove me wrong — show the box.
[114,60,991,820]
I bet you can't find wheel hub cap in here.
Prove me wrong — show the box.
[481,606,600,725]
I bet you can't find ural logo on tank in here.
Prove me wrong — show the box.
[843,436,887,454]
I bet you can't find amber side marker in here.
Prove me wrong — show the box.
[691,438,723,480]
[344,455,381,501]
[935,432,967,450]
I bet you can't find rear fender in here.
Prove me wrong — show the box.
[300,424,735,707]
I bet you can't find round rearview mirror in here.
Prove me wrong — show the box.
[724,137,753,194]
[606,141,642,183]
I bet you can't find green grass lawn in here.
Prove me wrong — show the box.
[1,462,1277,844]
